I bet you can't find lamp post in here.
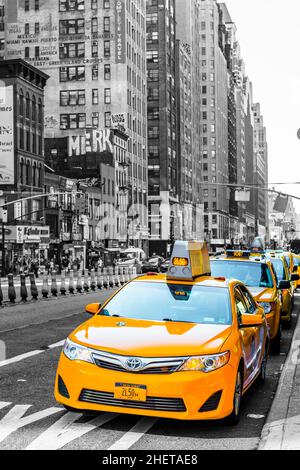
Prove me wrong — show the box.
[0,207,7,277]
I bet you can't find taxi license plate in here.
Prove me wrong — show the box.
[114,383,147,402]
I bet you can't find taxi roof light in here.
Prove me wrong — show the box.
[167,241,211,281]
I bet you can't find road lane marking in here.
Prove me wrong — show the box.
[0,405,62,443]
[0,350,44,368]
[108,417,159,450]
[26,412,119,450]
[0,402,11,411]
[0,340,66,368]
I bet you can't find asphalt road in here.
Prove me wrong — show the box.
[0,290,298,450]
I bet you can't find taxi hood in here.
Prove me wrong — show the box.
[247,286,276,302]
[71,316,232,357]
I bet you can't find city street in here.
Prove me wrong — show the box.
[0,289,298,451]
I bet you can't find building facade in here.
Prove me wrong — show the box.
[0,0,148,250]
[253,102,268,236]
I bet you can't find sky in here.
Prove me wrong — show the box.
[224,0,300,211]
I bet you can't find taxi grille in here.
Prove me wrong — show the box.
[79,389,186,412]
[93,358,179,375]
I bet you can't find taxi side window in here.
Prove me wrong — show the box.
[238,286,256,314]
[234,288,248,325]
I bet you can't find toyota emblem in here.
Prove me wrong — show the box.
[125,358,143,371]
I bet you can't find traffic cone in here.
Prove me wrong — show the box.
[60,270,66,296]
[83,269,89,292]
[29,273,38,300]
[103,267,108,289]
[20,274,28,302]
[8,274,16,303]
[0,278,3,305]
[51,271,58,297]
[69,269,75,294]
[76,268,83,293]
[90,269,96,291]
[42,273,49,298]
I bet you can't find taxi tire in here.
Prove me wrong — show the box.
[271,324,282,354]
[225,367,243,426]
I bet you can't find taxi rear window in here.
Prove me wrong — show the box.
[100,282,232,325]
[270,259,287,281]
[285,256,291,268]
[211,260,274,288]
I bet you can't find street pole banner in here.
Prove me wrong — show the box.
[0,84,14,185]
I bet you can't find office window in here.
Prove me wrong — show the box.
[92,89,98,105]
[59,66,85,82]
[104,88,111,104]
[60,90,85,106]
[60,113,86,129]
[92,65,98,80]
[25,23,30,35]
[92,41,98,57]
[59,42,85,59]
[104,64,111,80]
[35,22,40,34]
[91,17,98,33]
[59,19,85,35]
[103,17,110,33]
[105,111,111,128]
[104,40,110,57]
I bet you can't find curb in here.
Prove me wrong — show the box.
[259,310,300,450]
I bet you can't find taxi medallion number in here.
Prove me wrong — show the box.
[114,383,147,402]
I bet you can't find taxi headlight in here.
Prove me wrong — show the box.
[179,351,230,373]
[63,338,94,364]
[261,302,272,314]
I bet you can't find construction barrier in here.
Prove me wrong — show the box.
[83,269,90,292]
[60,270,67,296]
[97,268,103,290]
[51,271,58,297]
[90,269,96,291]
[42,273,49,298]
[8,274,16,303]
[0,278,3,305]
[20,274,28,302]
[69,270,75,294]
[76,268,83,293]
[29,273,38,300]
[103,267,108,289]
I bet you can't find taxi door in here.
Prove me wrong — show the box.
[234,286,257,384]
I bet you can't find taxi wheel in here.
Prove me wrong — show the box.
[271,324,282,354]
[226,368,243,425]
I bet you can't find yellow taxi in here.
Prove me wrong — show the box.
[266,253,297,327]
[55,242,269,424]
[292,254,300,289]
[210,251,282,353]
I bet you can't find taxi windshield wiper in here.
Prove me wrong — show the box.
[162,318,194,324]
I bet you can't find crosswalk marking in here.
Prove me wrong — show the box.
[0,405,62,443]
[0,350,44,368]
[26,412,119,450]
[0,402,11,411]
[108,417,159,451]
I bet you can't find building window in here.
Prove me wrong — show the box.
[104,88,111,104]
[59,0,85,11]
[59,66,85,82]
[19,89,24,116]
[59,42,85,59]
[92,65,98,80]
[35,0,39,10]
[35,22,40,34]
[103,0,110,7]
[91,41,98,57]
[25,0,29,11]
[60,113,86,129]
[25,23,29,34]
[92,89,98,105]
[35,46,39,57]
[104,63,111,80]
[92,112,99,128]
[25,93,30,119]
[32,95,36,121]
[103,17,110,33]
[60,90,85,106]
[104,112,111,128]
[38,98,43,124]
[25,47,30,58]
[91,0,98,9]
[91,17,98,33]
[59,19,85,35]
[104,40,110,57]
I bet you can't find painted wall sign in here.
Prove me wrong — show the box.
[0,85,14,185]
[115,0,126,64]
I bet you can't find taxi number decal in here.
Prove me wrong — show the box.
[114,383,147,402]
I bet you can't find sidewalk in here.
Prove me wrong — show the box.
[259,311,300,450]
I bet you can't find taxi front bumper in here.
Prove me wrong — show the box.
[55,353,237,421]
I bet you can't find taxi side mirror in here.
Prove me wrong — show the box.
[278,280,291,290]
[240,313,264,328]
[85,303,101,315]
[291,274,300,281]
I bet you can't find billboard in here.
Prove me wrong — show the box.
[115,0,126,64]
[0,85,14,185]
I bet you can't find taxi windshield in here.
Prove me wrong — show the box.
[270,259,287,281]
[100,282,232,325]
[211,260,274,288]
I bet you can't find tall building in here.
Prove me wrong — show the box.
[146,0,178,256]
[0,58,49,272]
[253,102,268,236]
[0,0,148,250]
